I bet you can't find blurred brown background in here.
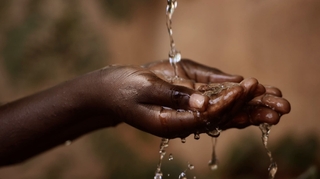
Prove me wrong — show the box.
[0,0,319,178]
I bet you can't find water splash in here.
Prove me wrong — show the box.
[154,138,170,179]
[259,123,277,179]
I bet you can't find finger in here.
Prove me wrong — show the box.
[249,94,291,114]
[180,59,244,83]
[139,79,209,111]
[249,107,281,125]
[221,106,281,130]
[265,85,283,97]
[221,111,249,129]
[240,78,266,98]
[205,85,244,127]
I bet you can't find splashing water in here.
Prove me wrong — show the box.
[154,138,170,179]
[166,0,181,77]
[259,123,277,179]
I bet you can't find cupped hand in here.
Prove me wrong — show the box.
[97,59,244,138]
[220,85,291,130]
[99,59,290,139]
[194,79,291,134]
[144,59,290,136]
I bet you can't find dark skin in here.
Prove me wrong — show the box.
[0,59,290,166]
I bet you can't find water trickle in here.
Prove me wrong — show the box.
[208,137,219,170]
[181,138,186,143]
[259,123,277,179]
[154,138,170,179]
[166,0,181,77]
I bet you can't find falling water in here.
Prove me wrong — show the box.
[259,123,277,179]
[208,137,219,170]
[154,138,170,179]
[166,0,181,77]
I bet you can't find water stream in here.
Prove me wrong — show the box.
[259,123,277,179]
[166,0,181,77]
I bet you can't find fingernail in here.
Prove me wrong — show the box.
[189,94,205,109]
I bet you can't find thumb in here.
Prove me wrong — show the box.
[139,80,209,111]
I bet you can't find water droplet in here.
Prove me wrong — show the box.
[154,172,163,179]
[194,133,200,140]
[195,111,200,118]
[208,160,218,170]
[168,153,173,161]
[64,140,72,146]
[177,109,186,112]
[188,163,194,170]
[268,162,277,178]
[178,172,187,179]
[169,51,181,64]
[207,128,221,137]
[181,138,186,143]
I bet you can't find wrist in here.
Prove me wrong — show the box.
[71,66,122,127]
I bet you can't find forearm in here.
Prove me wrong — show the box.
[0,69,118,166]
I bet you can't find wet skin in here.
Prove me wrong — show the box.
[145,60,290,137]
[0,59,290,166]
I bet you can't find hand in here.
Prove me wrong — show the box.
[97,59,244,138]
[193,79,291,133]
[220,85,291,130]
[100,59,290,139]
[143,59,290,136]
